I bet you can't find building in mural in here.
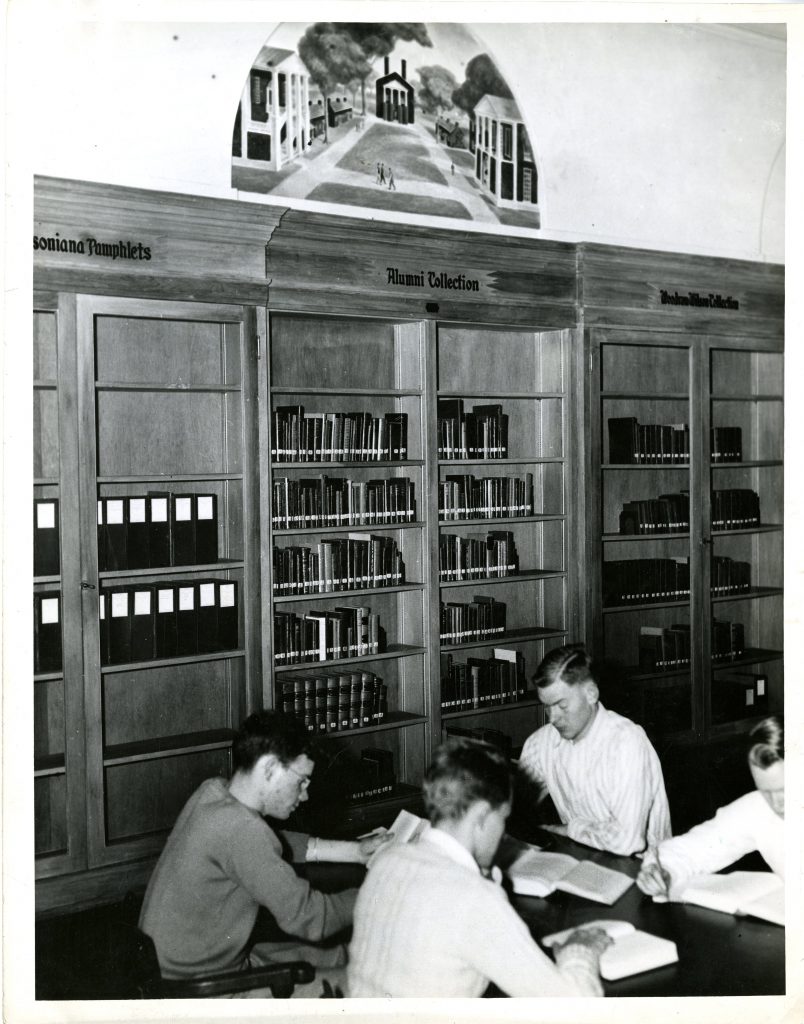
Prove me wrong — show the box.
[375,57,415,125]
[434,117,466,149]
[231,46,312,172]
[471,94,538,208]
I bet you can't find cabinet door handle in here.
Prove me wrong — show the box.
[701,537,712,546]
[81,580,97,590]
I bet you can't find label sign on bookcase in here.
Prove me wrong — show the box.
[386,266,486,293]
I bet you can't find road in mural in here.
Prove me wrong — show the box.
[231,23,540,228]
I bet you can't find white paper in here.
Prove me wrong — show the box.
[199,583,215,606]
[111,592,128,617]
[175,497,192,521]
[36,502,55,529]
[158,589,174,613]
[179,586,194,610]
[129,497,146,523]
[150,497,168,522]
[219,583,235,608]
[107,499,124,525]
[41,597,59,624]
[197,495,214,520]
[134,590,151,615]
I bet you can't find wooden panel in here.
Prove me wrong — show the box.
[33,390,60,477]
[35,776,68,858]
[437,328,565,393]
[104,748,230,842]
[34,680,65,759]
[34,310,58,378]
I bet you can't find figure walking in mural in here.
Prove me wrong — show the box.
[378,162,386,185]
[388,167,396,191]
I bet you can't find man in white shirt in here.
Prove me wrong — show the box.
[637,715,784,895]
[518,644,671,856]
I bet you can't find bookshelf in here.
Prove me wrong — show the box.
[74,296,261,867]
[263,313,430,804]
[588,327,783,744]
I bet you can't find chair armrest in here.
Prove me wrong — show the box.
[158,961,315,999]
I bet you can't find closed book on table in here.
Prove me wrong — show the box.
[126,496,150,570]
[104,498,128,571]
[195,494,218,564]
[196,580,219,654]
[107,588,132,664]
[171,495,196,565]
[147,492,172,568]
[34,499,60,577]
[129,585,156,662]
[34,592,62,674]
[155,584,178,659]
[216,580,239,650]
[176,583,198,656]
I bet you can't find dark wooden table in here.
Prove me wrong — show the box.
[506,829,785,997]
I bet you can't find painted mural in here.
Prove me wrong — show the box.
[231,23,540,228]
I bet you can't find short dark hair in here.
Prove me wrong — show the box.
[747,715,784,769]
[534,643,596,689]
[423,738,512,825]
[232,711,312,773]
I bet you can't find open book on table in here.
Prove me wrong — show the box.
[506,846,633,905]
[658,870,784,926]
[541,919,679,981]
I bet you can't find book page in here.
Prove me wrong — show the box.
[507,850,580,896]
[740,884,785,926]
[556,860,634,905]
[679,870,782,916]
[387,808,430,844]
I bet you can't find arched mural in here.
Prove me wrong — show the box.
[231,23,540,228]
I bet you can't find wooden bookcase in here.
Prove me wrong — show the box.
[31,178,783,912]
[581,246,784,747]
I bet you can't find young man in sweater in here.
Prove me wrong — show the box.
[139,711,386,995]
[347,737,610,997]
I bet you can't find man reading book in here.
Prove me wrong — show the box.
[637,715,784,897]
[518,644,671,855]
[347,737,611,997]
[139,711,387,996]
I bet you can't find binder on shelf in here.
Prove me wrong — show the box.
[129,584,156,662]
[147,492,172,568]
[126,496,151,570]
[34,591,62,674]
[171,495,196,566]
[176,583,198,656]
[97,499,108,571]
[196,580,219,654]
[98,592,109,666]
[34,499,60,577]
[216,580,239,651]
[195,494,218,564]
[107,587,132,665]
[155,583,179,659]
[103,498,128,571]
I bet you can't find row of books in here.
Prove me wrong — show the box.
[618,492,690,534]
[711,555,752,596]
[343,747,396,803]
[279,670,388,734]
[712,489,761,530]
[272,476,416,530]
[603,558,690,606]
[97,493,218,571]
[608,417,690,465]
[34,592,62,674]
[437,399,509,459]
[100,579,238,665]
[273,606,385,665]
[439,474,534,520]
[440,648,527,711]
[273,536,406,595]
[712,672,769,721]
[638,618,745,672]
[439,530,520,582]
[440,597,506,645]
[272,406,408,462]
[608,418,746,465]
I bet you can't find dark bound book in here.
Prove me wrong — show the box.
[176,583,198,656]
[34,591,62,674]
[195,494,218,564]
[126,496,150,570]
[171,495,196,566]
[147,492,172,568]
[608,417,639,464]
[154,583,179,659]
[129,584,156,662]
[196,580,219,654]
[216,580,239,651]
[34,499,60,577]
[98,592,110,666]
[104,498,128,571]
[107,587,132,665]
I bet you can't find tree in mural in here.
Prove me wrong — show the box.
[338,23,433,114]
[451,53,512,114]
[417,65,459,117]
[298,24,370,142]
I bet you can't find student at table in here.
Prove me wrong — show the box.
[347,737,611,997]
[518,644,671,856]
[637,714,784,896]
[139,711,387,994]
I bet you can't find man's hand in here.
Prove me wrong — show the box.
[554,926,613,957]
[357,829,392,864]
[636,859,673,897]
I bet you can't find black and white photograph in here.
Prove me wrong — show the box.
[3,2,802,1022]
